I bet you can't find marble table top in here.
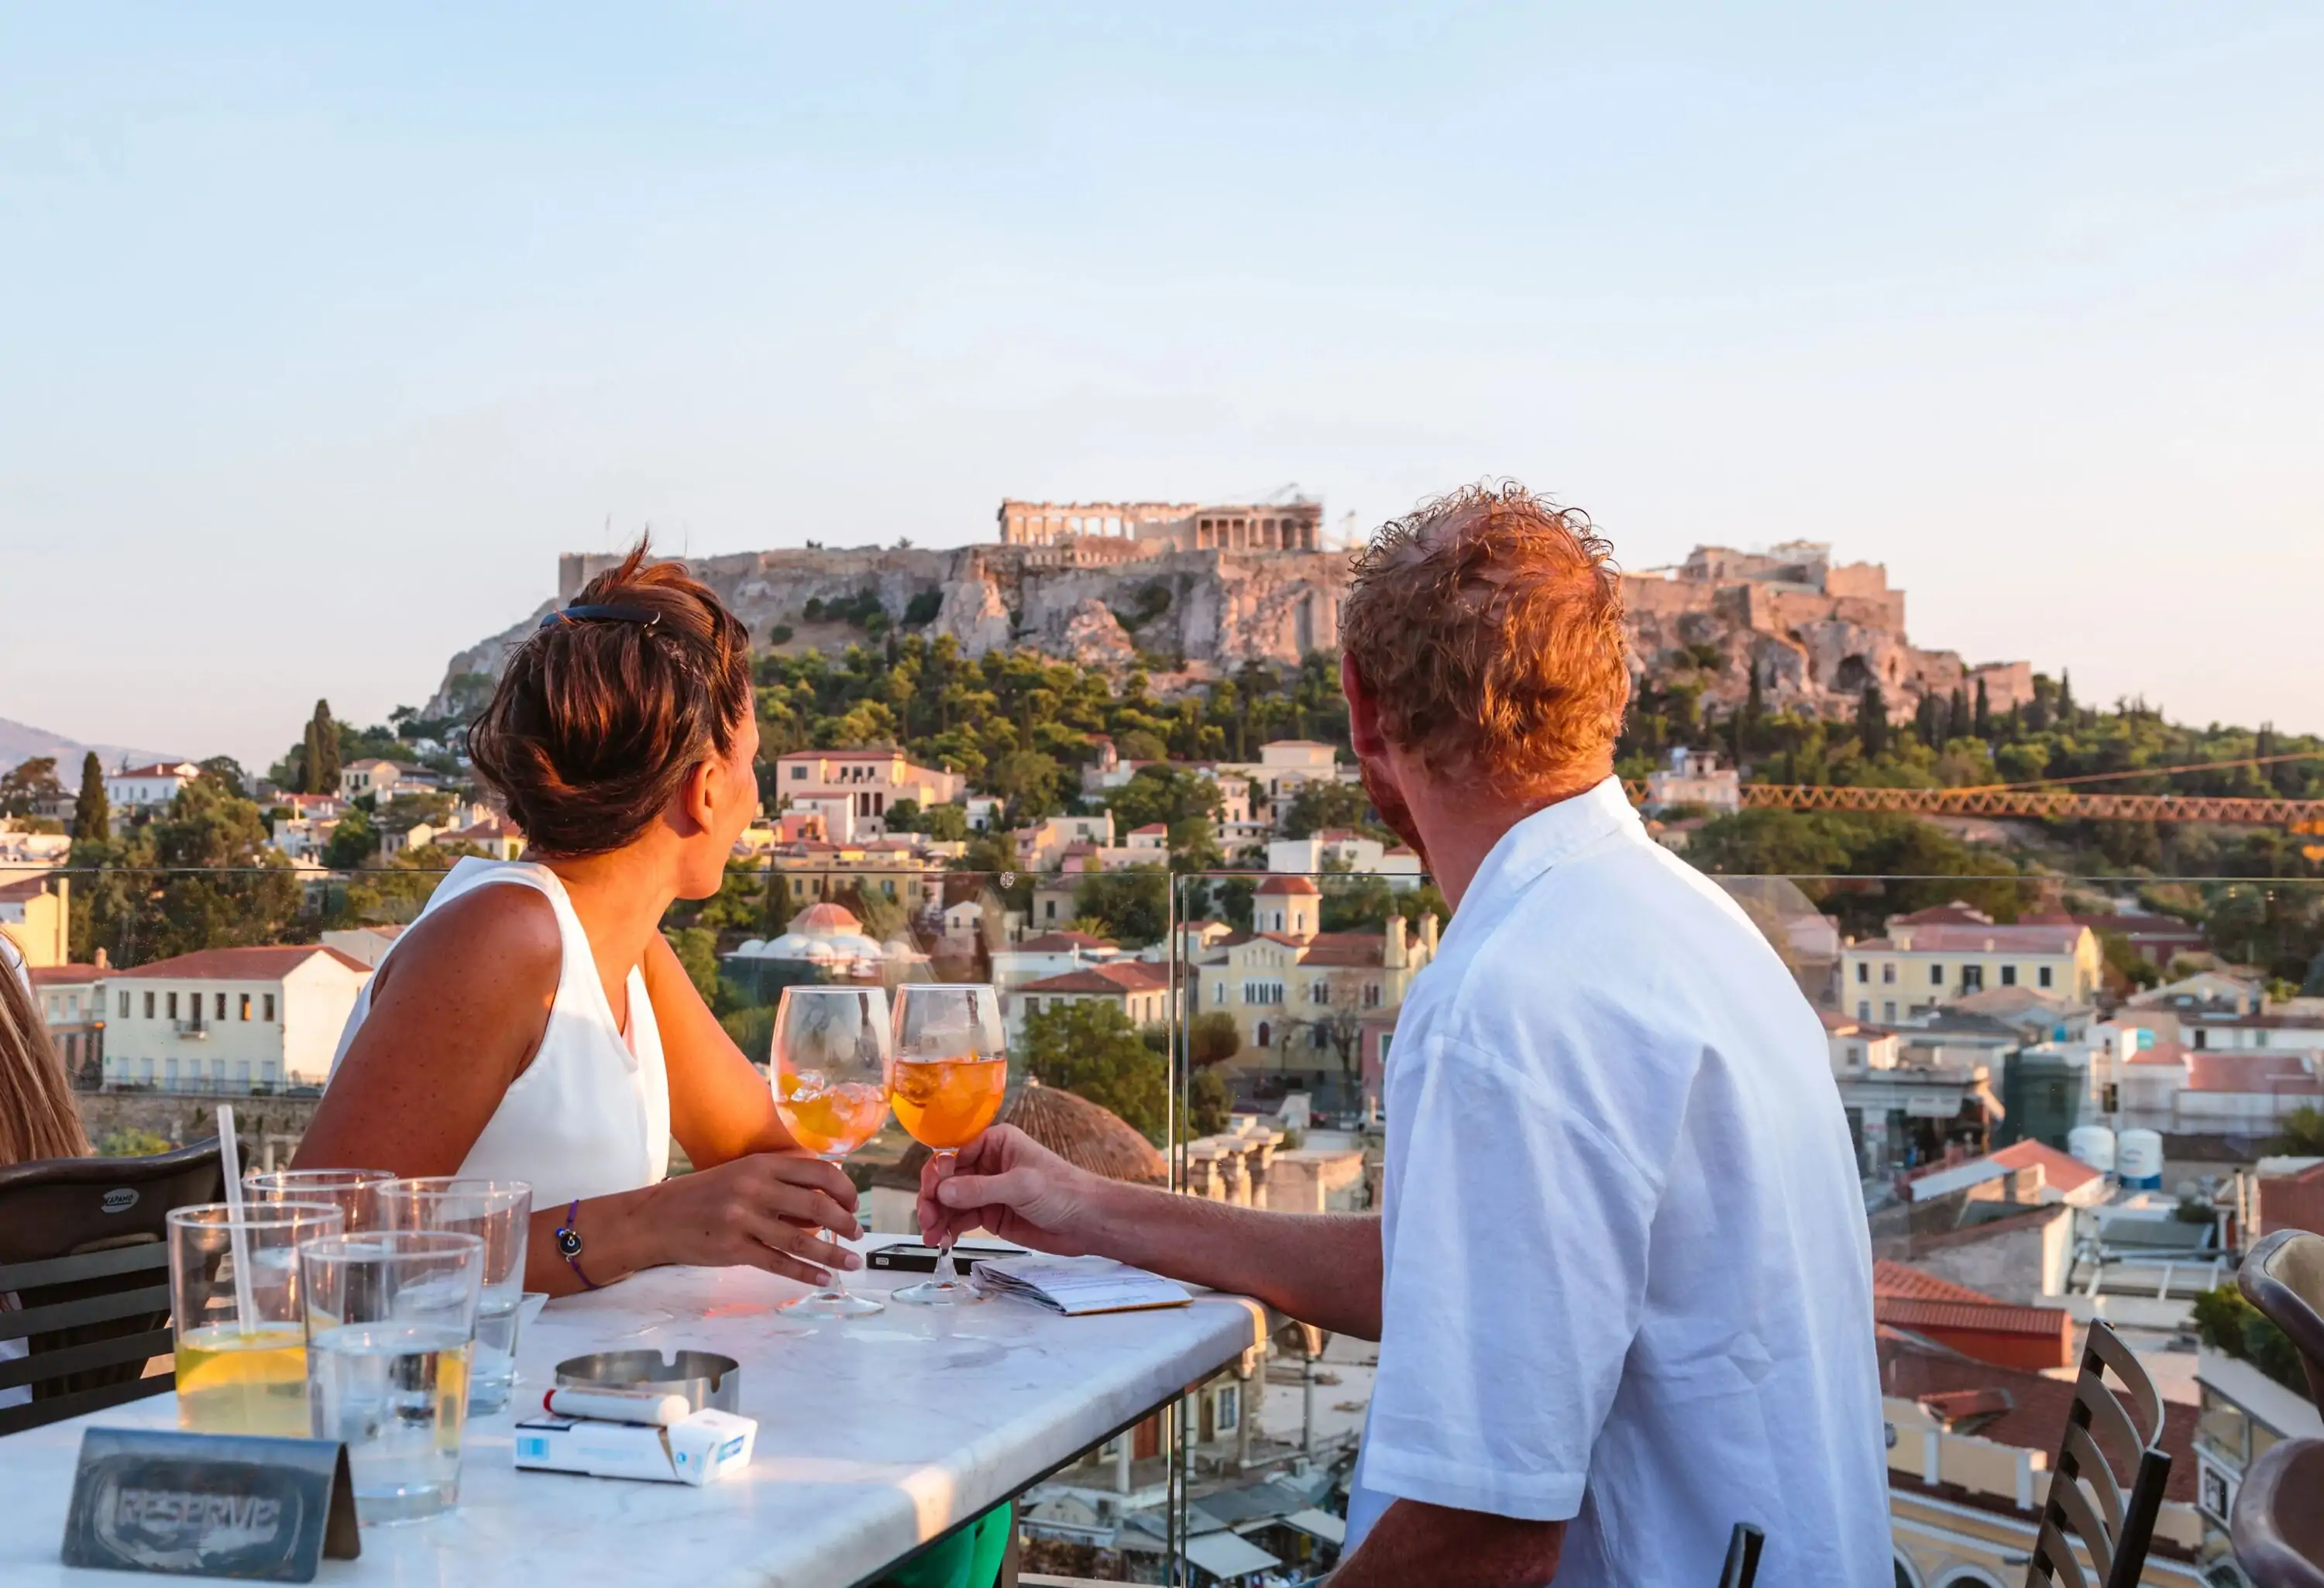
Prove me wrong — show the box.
[0,1238,1265,1588]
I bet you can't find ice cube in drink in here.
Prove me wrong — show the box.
[775,1071,890,1159]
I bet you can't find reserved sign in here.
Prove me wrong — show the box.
[60,1427,359,1582]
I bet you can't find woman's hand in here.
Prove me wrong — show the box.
[602,1150,864,1287]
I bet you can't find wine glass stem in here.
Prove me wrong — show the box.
[933,1150,960,1287]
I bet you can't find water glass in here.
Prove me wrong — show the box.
[244,1167,398,1231]
[167,1202,346,1436]
[301,1230,483,1524]
[378,1177,531,1412]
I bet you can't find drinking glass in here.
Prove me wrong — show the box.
[301,1230,483,1524]
[889,983,1008,1306]
[168,1201,346,1435]
[378,1178,532,1413]
[244,1167,397,1231]
[769,983,892,1318]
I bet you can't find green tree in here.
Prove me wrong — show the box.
[1188,1010,1243,1069]
[139,779,304,960]
[1105,765,1222,835]
[1972,679,1992,740]
[0,756,62,818]
[991,750,1064,819]
[666,926,723,1006]
[304,699,342,796]
[72,752,109,840]
[1280,779,1380,840]
[322,806,376,869]
[1856,685,1888,757]
[198,756,249,798]
[1021,999,1169,1143]
[2270,1105,2324,1157]
[1189,1067,1234,1137]
[1071,868,1171,947]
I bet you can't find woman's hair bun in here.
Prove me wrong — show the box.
[466,538,753,856]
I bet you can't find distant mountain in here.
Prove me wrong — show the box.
[0,717,182,775]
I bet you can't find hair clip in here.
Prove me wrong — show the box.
[541,603,661,630]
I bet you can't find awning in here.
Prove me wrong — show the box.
[1184,1530,1283,1580]
[1280,1507,1347,1546]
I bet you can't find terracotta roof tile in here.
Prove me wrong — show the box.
[1872,1260,1999,1305]
[115,945,370,980]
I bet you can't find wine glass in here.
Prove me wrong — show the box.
[888,983,1009,1306]
[770,984,893,1318]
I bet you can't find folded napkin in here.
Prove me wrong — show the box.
[968,1254,1192,1315]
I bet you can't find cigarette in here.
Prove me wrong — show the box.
[543,1386,693,1426]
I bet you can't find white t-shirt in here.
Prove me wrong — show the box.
[1343,778,1890,1586]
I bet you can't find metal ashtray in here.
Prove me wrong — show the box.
[554,1349,742,1413]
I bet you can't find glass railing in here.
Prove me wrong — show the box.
[14,854,2322,1581]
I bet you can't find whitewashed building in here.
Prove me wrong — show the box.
[105,761,201,811]
[101,944,373,1092]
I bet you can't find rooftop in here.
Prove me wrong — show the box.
[113,944,371,980]
[1020,961,1171,996]
[1256,875,1319,896]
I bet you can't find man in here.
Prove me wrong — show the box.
[923,483,1889,1585]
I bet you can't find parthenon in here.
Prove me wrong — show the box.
[996,497,1323,553]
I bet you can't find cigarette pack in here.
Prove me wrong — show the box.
[513,1407,757,1486]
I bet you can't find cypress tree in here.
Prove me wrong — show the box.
[1744,665,1765,755]
[306,699,341,796]
[1974,679,1992,740]
[1915,693,1939,748]
[1948,686,1969,745]
[72,751,108,841]
[1858,685,1889,758]
[2058,669,2076,725]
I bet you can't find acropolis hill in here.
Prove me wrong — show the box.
[425,500,2027,723]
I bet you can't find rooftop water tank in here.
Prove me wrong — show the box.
[2068,1125,2117,1175]
[2118,1128,2164,1190]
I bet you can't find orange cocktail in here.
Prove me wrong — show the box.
[891,1056,1007,1150]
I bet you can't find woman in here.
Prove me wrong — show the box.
[2,929,94,1411]
[297,541,861,1297]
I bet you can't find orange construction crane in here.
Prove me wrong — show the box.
[1621,781,2324,826]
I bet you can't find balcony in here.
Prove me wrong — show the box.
[17,858,2319,1584]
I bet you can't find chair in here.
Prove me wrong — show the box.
[1717,1522,1764,1587]
[2232,1438,2324,1588]
[2239,1230,2324,1407]
[2023,1320,2172,1588]
[0,1137,224,1435]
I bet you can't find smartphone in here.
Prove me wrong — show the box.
[865,1243,1025,1274]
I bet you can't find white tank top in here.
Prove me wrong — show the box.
[328,857,671,1207]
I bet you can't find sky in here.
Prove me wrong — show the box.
[3,3,2320,771]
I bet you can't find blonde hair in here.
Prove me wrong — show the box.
[1340,480,1631,799]
[0,954,93,1166]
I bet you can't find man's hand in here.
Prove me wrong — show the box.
[917,1126,1111,1255]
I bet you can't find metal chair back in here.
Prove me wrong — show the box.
[2239,1229,2324,1408]
[2023,1319,2171,1588]
[2231,1437,2324,1588]
[0,1137,225,1435]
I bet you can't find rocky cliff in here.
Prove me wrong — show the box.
[427,538,2023,727]
[425,544,1351,717]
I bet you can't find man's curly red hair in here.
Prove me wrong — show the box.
[1340,481,1630,801]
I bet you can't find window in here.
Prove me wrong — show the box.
[1855,962,1868,984]
[1215,981,1227,1005]
[1883,1001,1897,1023]
[2001,964,2017,987]
[167,992,180,1020]
[789,765,806,780]
[1961,965,1983,993]
[2193,1028,2207,1050]
[1311,981,1331,1005]
[1930,964,1944,986]
[119,991,130,1019]
[144,992,156,1019]
[1214,1383,1240,1432]
[1858,1000,1871,1019]
[1363,982,1381,1009]
[263,994,276,1022]
[1378,1033,1393,1064]
[1882,963,1897,985]
[2038,965,2054,988]
[215,992,227,1019]
[240,992,252,1021]
[1255,1021,1271,1048]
